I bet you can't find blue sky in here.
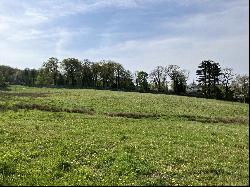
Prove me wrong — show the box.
[0,0,249,82]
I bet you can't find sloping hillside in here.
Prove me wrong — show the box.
[0,85,248,185]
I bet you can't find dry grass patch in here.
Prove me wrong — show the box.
[0,92,50,98]
[179,114,248,125]
[0,103,95,115]
[105,112,161,119]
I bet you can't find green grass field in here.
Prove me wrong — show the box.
[0,85,249,186]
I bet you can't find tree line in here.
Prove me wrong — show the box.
[0,57,249,103]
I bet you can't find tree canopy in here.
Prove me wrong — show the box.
[0,58,248,103]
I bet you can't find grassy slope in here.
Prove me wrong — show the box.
[0,85,249,186]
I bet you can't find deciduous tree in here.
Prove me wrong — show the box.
[61,58,82,87]
[136,71,149,92]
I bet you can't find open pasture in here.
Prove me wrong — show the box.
[0,86,248,185]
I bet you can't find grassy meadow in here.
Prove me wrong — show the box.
[0,85,249,186]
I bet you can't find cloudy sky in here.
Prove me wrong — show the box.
[0,0,249,81]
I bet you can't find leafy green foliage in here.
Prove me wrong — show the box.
[0,72,7,88]
[166,65,188,94]
[136,71,149,92]
[0,58,248,102]
[231,74,249,103]
[149,66,168,93]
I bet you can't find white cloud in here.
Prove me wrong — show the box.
[55,30,72,56]
[161,1,249,38]
[0,0,248,83]
[76,33,248,83]
[0,0,139,43]
[23,9,49,24]
[20,0,139,19]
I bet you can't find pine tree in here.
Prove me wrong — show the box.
[196,60,221,98]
